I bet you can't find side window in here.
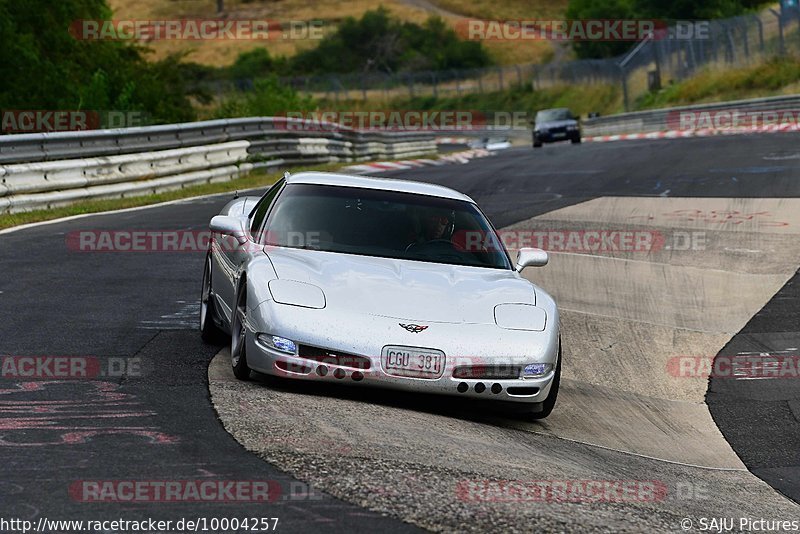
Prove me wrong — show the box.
[249,179,284,237]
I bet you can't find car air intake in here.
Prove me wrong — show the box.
[298,345,372,370]
[452,365,521,380]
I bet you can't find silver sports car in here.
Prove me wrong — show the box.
[200,171,561,418]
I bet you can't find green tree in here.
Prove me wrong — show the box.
[0,0,197,124]
[289,7,491,75]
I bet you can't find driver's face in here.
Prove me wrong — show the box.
[423,212,449,240]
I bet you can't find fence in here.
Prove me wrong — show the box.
[218,5,800,110]
[0,118,436,213]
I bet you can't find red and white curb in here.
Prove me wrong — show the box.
[342,148,491,174]
[586,123,800,143]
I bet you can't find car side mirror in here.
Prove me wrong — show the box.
[515,247,548,271]
[209,215,248,244]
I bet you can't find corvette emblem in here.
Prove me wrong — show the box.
[399,323,429,333]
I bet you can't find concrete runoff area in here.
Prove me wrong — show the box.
[208,196,800,530]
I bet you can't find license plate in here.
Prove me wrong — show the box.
[553,132,566,138]
[382,346,445,378]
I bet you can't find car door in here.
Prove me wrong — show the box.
[212,179,284,323]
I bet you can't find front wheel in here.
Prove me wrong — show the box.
[200,254,225,344]
[529,341,561,420]
[230,283,252,381]
[571,135,581,144]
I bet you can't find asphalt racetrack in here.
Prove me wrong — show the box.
[2,133,799,532]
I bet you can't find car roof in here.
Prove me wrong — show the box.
[285,171,475,203]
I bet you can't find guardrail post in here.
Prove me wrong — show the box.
[739,19,750,59]
[697,34,705,66]
[725,26,736,62]
[770,9,785,54]
[795,6,800,50]
[620,65,630,112]
[653,40,663,86]
[709,26,718,64]
[753,15,764,53]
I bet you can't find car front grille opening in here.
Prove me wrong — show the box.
[298,345,372,370]
[452,365,521,380]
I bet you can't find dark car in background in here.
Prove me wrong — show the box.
[532,108,581,147]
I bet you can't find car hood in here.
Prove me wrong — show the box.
[536,119,577,130]
[265,247,535,325]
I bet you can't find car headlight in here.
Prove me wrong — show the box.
[257,333,297,354]
[523,363,553,378]
[567,124,578,131]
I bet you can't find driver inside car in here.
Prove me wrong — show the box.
[407,207,455,250]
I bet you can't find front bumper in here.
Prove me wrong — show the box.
[534,130,580,143]
[246,340,557,404]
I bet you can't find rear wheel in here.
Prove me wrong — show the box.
[231,283,252,381]
[529,341,561,420]
[571,135,581,144]
[200,254,225,344]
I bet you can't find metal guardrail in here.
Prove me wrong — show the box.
[581,94,800,136]
[0,118,437,213]
[0,117,436,164]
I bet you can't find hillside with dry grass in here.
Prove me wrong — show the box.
[107,0,567,67]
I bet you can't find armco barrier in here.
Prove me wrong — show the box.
[0,118,437,213]
[581,94,800,137]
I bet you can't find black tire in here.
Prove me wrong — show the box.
[529,341,561,420]
[230,282,252,381]
[533,140,542,148]
[571,135,581,144]
[200,254,225,344]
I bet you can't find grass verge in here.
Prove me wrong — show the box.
[318,82,623,117]
[636,55,800,110]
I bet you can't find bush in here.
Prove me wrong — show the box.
[214,76,316,118]
[289,7,492,75]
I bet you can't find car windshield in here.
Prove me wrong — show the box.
[262,184,512,270]
[536,109,573,122]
